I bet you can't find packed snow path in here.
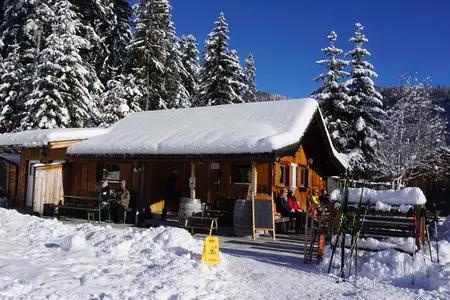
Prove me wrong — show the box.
[0,209,448,300]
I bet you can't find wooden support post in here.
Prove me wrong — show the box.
[251,161,257,240]
[190,162,196,199]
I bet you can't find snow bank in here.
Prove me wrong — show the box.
[0,128,108,148]
[320,234,450,295]
[68,99,320,155]
[0,208,446,299]
[0,208,230,299]
[330,187,427,206]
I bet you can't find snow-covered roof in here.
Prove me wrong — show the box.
[68,99,346,165]
[0,128,108,148]
[330,187,427,206]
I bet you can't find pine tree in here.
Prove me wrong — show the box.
[22,0,102,129]
[345,23,386,176]
[129,0,177,110]
[197,12,247,106]
[179,34,200,103]
[243,53,256,102]
[0,0,56,132]
[72,0,107,79]
[0,44,25,132]
[101,73,142,125]
[95,0,133,84]
[311,31,351,152]
[165,36,191,109]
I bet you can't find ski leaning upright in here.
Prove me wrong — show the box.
[327,177,349,274]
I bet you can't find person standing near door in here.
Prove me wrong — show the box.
[162,169,181,221]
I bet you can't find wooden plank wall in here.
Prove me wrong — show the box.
[32,164,64,214]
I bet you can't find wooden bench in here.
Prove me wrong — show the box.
[275,216,296,233]
[184,216,219,235]
[56,205,100,222]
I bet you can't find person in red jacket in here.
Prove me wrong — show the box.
[287,187,305,234]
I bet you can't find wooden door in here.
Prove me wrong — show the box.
[33,163,64,214]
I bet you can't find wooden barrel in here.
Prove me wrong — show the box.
[178,198,202,225]
[233,199,253,237]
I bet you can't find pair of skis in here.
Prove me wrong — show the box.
[328,179,369,282]
[337,200,370,281]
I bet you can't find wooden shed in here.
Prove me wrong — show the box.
[67,99,347,215]
[0,128,107,213]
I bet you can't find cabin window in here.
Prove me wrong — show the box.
[232,165,252,184]
[297,166,308,187]
[278,164,290,186]
[97,163,120,182]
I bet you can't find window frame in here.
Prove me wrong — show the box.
[231,164,252,184]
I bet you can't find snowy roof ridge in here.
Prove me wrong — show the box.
[68,99,346,171]
[0,128,108,148]
[316,108,349,169]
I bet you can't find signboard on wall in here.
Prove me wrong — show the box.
[189,177,196,189]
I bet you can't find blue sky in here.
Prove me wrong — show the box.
[132,0,450,98]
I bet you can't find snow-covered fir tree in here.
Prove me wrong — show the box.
[243,53,256,102]
[22,0,103,129]
[0,0,47,132]
[197,12,247,106]
[100,73,142,125]
[95,0,133,84]
[129,0,183,110]
[179,34,200,103]
[311,31,350,152]
[0,44,25,133]
[229,49,246,103]
[345,23,385,176]
[73,0,107,80]
[380,76,447,186]
[165,36,191,109]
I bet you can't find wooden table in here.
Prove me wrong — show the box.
[184,216,219,235]
[62,195,116,222]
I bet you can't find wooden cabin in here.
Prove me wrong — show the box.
[67,99,347,215]
[0,128,107,213]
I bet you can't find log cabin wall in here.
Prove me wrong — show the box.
[68,160,134,202]
[274,145,327,211]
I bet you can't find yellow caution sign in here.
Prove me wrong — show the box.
[201,235,220,266]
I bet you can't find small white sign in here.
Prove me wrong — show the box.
[189,177,196,189]
[210,162,220,170]
[35,170,44,178]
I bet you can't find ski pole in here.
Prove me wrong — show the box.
[424,210,433,262]
[412,210,417,285]
[433,204,440,263]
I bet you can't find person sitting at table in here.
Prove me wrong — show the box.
[98,180,111,201]
[111,179,130,223]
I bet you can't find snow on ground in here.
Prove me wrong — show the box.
[0,208,448,300]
